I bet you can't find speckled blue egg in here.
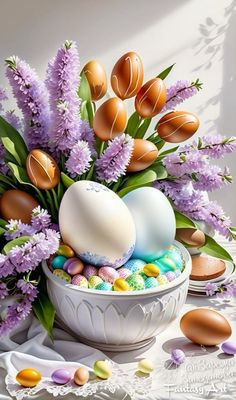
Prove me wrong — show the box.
[154,256,177,273]
[145,277,158,289]
[52,256,67,269]
[95,282,113,291]
[124,259,146,273]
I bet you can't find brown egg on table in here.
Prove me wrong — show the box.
[83,60,107,101]
[0,189,39,224]
[93,97,127,141]
[156,111,199,143]
[176,228,205,248]
[127,139,158,172]
[135,78,166,118]
[180,308,232,346]
[26,149,60,190]
[191,254,226,281]
[111,51,143,99]
[74,367,89,386]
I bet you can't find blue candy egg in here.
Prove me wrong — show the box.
[124,259,146,273]
[95,282,113,291]
[52,255,67,269]
[154,256,177,273]
[145,277,158,289]
[166,247,184,270]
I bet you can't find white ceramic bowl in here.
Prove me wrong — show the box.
[42,241,191,351]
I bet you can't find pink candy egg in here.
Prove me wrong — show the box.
[72,274,88,288]
[64,258,84,276]
[83,265,98,280]
[98,266,119,284]
[117,267,132,279]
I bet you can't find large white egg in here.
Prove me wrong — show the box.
[59,181,136,268]
[123,187,176,261]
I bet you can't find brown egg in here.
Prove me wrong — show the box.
[83,60,107,101]
[180,308,232,346]
[93,97,127,141]
[0,189,39,223]
[176,228,205,248]
[26,149,60,190]
[74,367,89,386]
[111,52,143,100]
[135,78,166,118]
[127,139,158,172]
[156,111,200,143]
[191,254,226,281]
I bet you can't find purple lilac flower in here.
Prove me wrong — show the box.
[163,151,207,178]
[4,110,22,131]
[80,120,97,157]
[46,40,81,152]
[193,166,232,192]
[0,143,8,175]
[225,283,236,297]
[0,282,8,299]
[17,279,38,302]
[162,80,200,112]
[4,220,35,241]
[204,201,232,238]
[0,85,8,112]
[96,134,134,183]
[0,296,34,337]
[205,282,218,296]
[0,254,15,278]
[198,135,236,159]
[31,206,51,232]
[5,56,50,150]
[66,140,92,177]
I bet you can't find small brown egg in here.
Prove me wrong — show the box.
[74,367,89,386]
[83,60,107,101]
[180,308,232,346]
[135,78,166,118]
[176,228,205,248]
[16,368,41,387]
[93,97,127,141]
[127,139,158,172]
[111,51,143,99]
[156,111,200,143]
[26,149,60,190]
[0,189,39,223]
[191,254,226,281]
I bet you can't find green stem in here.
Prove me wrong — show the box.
[45,190,57,221]
[51,188,59,211]
[99,141,105,157]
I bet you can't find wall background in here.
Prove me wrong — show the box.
[0,0,236,221]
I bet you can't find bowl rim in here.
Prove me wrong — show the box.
[42,240,191,298]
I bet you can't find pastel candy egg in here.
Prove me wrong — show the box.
[51,369,72,384]
[117,267,132,279]
[93,360,112,380]
[53,269,71,283]
[137,359,154,374]
[154,256,177,273]
[52,255,67,269]
[145,277,158,289]
[16,369,41,388]
[171,349,185,365]
[96,282,113,291]
[83,265,98,280]
[72,274,88,288]
[221,341,236,355]
[66,258,84,276]
[165,271,176,282]
[89,276,103,288]
[143,263,160,277]
[139,271,148,281]
[157,274,168,285]
[57,244,75,258]
[74,367,89,386]
[98,266,119,284]
[124,259,146,273]
[166,248,184,269]
[113,278,131,291]
[175,269,182,278]
[126,274,145,290]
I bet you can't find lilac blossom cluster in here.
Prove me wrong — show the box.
[162,79,202,112]
[205,281,236,299]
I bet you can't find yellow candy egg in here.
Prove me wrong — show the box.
[113,278,131,291]
[89,276,103,288]
[16,368,41,387]
[57,244,75,258]
[143,263,160,277]
[137,359,154,374]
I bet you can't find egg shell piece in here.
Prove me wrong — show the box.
[16,369,41,388]
[113,278,131,291]
[98,266,119,284]
[123,187,176,261]
[171,349,185,365]
[123,259,146,273]
[95,282,113,291]
[157,275,168,285]
[117,267,132,279]
[66,259,84,276]
[83,265,98,280]
[145,277,158,289]
[59,181,136,268]
[93,360,112,380]
[72,274,88,288]
[57,244,75,258]
[180,308,232,346]
[126,274,145,290]
[137,359,154,374]
[51,369,72,385]
[143,263,160,277]
[221,341,236,355]
[74,367,89,386]
[89,276,103,288]
[52,256,67,270]
[53,269,71,283]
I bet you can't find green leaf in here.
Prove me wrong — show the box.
[3,236,31,254]
[135,118,151,139]
[0,116,28,165]
[78,71,91,101]
[1,136,22,165]
[86,100,95,127]
[57,181,64,204]
[118,170,157,197]
[0,218,7,228]
[200,234,234,263]
[174,210,197,229]
[157,63,175,80]
[0,173,16,188]
[33,292,55,339]
[159,146,179,158]
[61,172,75,188]
[0,226,6,236]
[80,100,89,121]
[125,112,141,137]
[149,163,168,180]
